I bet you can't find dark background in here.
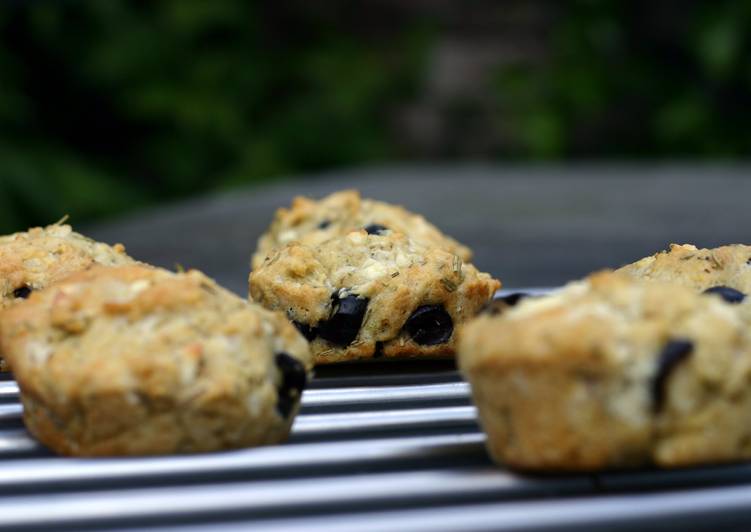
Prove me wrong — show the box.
[3,1,751,231]
[2,1,750,290]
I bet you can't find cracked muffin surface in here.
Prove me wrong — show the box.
[458,271,751,471]
[250,230,499,364]
[617,243,751,296]
[0,223,135,306]
[252,189,471,269]
[0,222,136,371]
[0,265,311,456]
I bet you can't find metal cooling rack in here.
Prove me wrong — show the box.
[1,291,751,531]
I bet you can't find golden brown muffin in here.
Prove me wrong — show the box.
[617,243,751,296]
[252,189,472,270]
[0,265,311,456]
[0,222,136,371]
[458,271,751,471]
[250,230,499,364]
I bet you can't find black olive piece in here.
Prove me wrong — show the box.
[364,224,388,235]
[497,292,529,306]
[652,339,694,413]
[318,220,331,230]
[373,341,384,358]
[481,292,531,316]
[703,285,746,304]
[403,305,453,345]
[13,286,31,299]
[480,300,505,316]
[274,352,308,418]
[318,293,369,346]
[292,320,318,342]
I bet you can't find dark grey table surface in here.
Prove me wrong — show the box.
[86,163,751,295]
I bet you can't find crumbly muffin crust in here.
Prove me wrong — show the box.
[250,230,499,364]
[458,271,751,471]
[252,190,471,269]
[0,265,311,456]
[617,243,751,294]
[0,223,136,371]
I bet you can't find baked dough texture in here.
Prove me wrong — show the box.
[252,190,471,269]
[617,243,751,293]
[0,223,135,371]
[458,271,751,471]
[0,265,311,456]
[0,222,135,307]
[250,230,499,364]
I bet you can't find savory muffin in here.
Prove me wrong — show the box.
[252,189,471,269]
[459,271,751,471]
[251,230,499,364]
[1,265,311,456]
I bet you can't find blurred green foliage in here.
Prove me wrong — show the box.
[0,2,427,232]
[497,1,751,158]
[1,1,750,233]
